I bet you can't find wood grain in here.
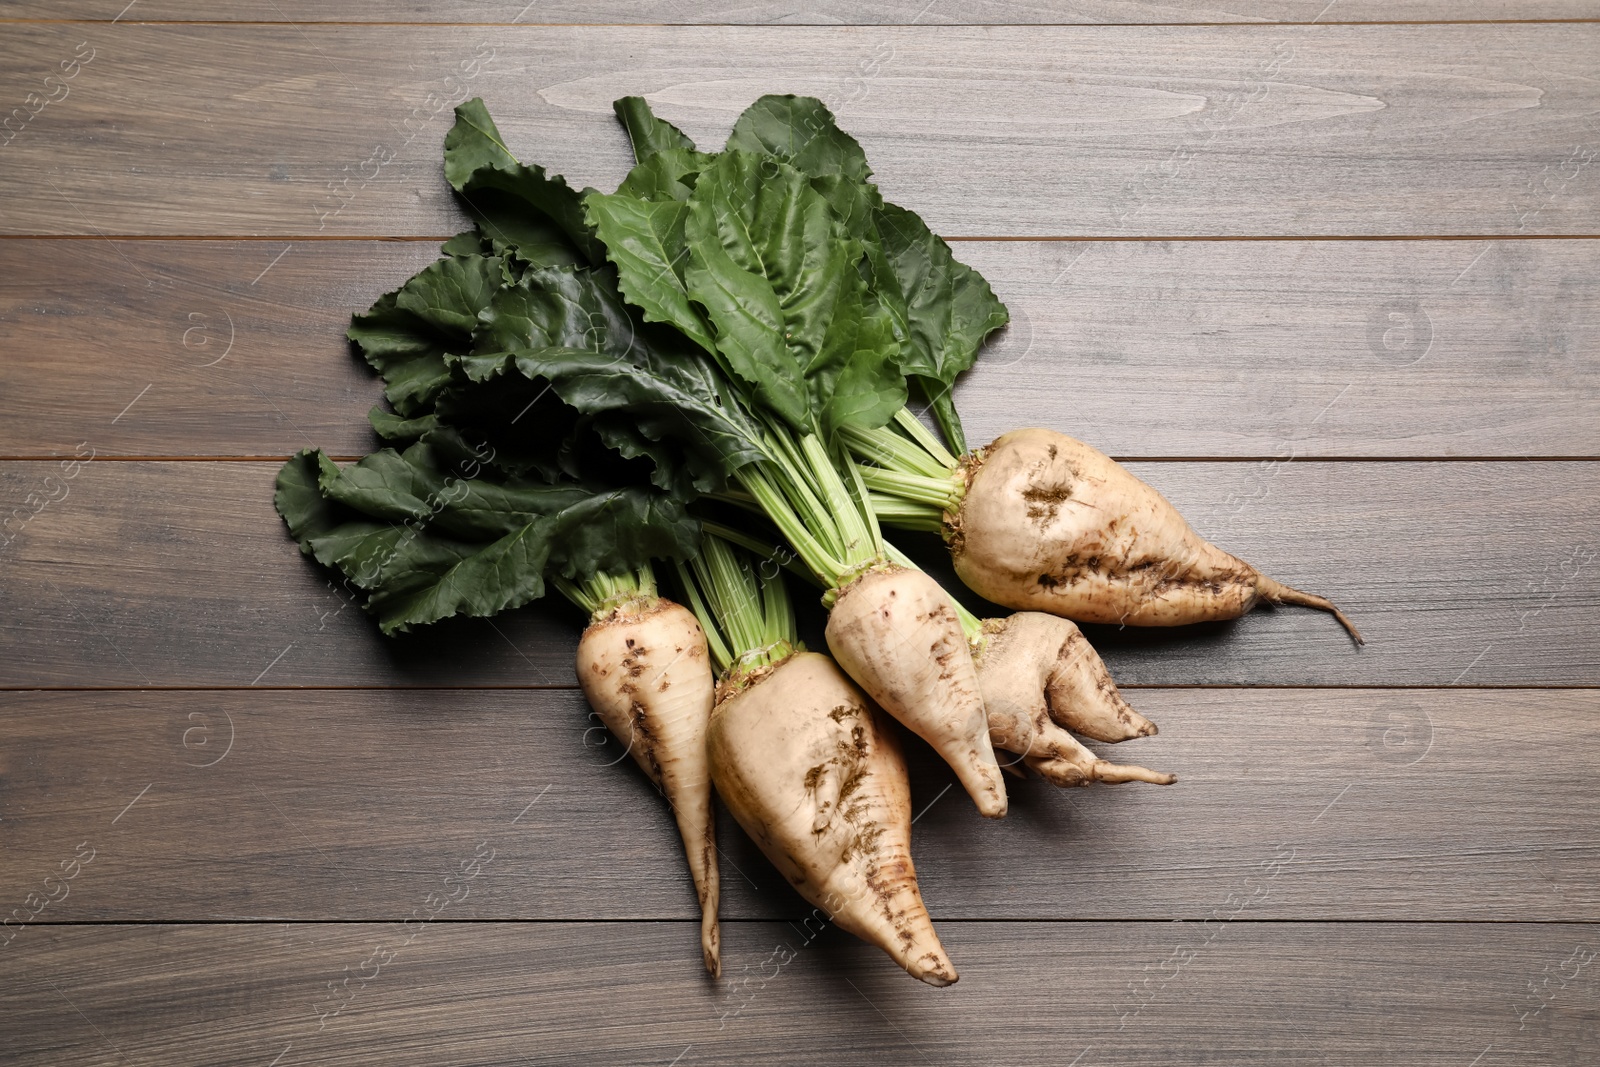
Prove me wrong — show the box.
[2,459,1595,687]
[3,24,1598,238]
[3,921,1594,1066]
[13,1,1600,23]
[0,687,1593,922]
[4,237,1597,459]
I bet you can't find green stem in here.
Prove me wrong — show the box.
[735,465,845,585]
[672,559,734,671]
[855,464,962,510]
[866,495,945,533]
[755,423,847,564]
[895,406,959,471]
[800,432,873,564]
[731,415,890,593]
[839,422,948,480]
[674,532,799,679]
[698,520,822,588]
[838,437,885,561]
[554,563,658,619]
[915,382,968,458]
[843,414,968,531]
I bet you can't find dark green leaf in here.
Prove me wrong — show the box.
[726,95,871,184]
[276,450,344,547]
[612,96,697,161]
[684,151,866,435]
[615,148,715,203]
[510,344,764,493]
[821,300,907,437]
[715,100,920,408]
[444,98,604,266]
[584,193,716,353]
[716,95,1010,446]
[395,253,503,335]
[347,255,505,416]
[874,201,1010,392]
[274,444,698,635]
[476,264,643,359]
[369,406,443,442]
[347,293,453,418]
[430,374,583,483]
[441,230,489,257]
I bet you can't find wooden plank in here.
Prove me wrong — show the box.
[955,238,1600,457]
[4,238,1598,459]
[13,1,1600,24]
[2,459,1596,687]
[0,688,1593,923]
[3,24,1598,238]
[0,239,435,460]
[3,921,1594,1065]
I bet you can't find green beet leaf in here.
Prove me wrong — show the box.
[615,148,715,203]
[274,444,698,634]
[508,343,764,495]
[346,253,504,417]
[476,264,643,359]
[584,193,715,353]
[444,98,604,267]
[684,150,877,436]
[819,298,907,438]
[470,260,757,493]
[368,407,442,443]
[441,230,490,257]
[612,96,698,162]
[873,202,1009,451]
[721,95,1010,451]
[726,95,872,185]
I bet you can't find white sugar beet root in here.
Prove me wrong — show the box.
[951,428,1363,644]
[825,565,1008,819]
[972,612,1175,787]
[707,651,958,987]
[576,597,721,977]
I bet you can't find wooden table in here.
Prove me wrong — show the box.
[3,4,1597,1064]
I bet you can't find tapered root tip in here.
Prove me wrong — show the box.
[702,918,721,978]
[977,796,1008,819]
[908,954,959,987]
[1092,760,1177,786]
[1028,756,1176,788]
[1111,708,1160,741]
[958,766,1009,818]
[870,918,958,986]
[1257,576,1365,646]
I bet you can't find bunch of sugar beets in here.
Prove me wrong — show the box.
[277,96,1362,986]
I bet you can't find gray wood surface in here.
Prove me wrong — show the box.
[4,237,1597,459]
[2,459,1596,687]
[3,921,1593,1066]
[3,24,1598,238]
[2,10,1596,1064]
[1,687,1593,922]
[12,1,1600,23]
